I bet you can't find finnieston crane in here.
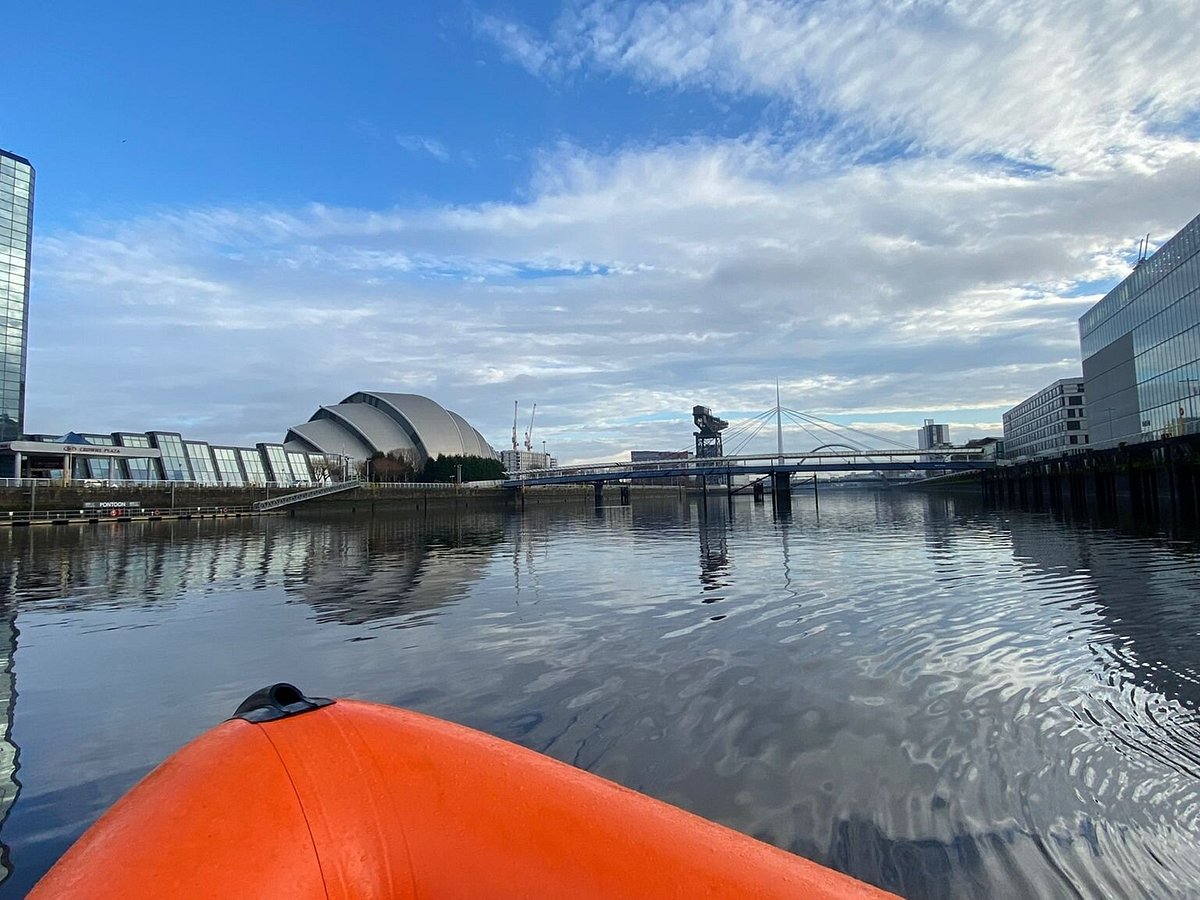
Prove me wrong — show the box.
[512,401,519,452]
[524,404,537,452]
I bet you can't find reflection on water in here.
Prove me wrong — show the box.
[2,495,1200,897]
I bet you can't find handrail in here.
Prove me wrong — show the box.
[0,478,326,490]
[1,504,267,526]
[252,480,363,511]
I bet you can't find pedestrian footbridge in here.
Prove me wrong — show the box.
[252,479,363,511]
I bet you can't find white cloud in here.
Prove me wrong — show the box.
[519,0,1199,169]
[28,132,1200,460]
[23,1,1200,462]
[395,134,452,162]
[475,13,556,76]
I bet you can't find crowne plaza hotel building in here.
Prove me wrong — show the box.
[0,150,33,467]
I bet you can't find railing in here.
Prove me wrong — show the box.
[0,477,327,490]
[0,478,501,491]
[1,504,267,527]
[252,480,363,511]
[360,480,506,490]
[252,480,507,509]
[0,478,47,488]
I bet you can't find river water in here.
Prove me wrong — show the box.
[1,491,1199,897]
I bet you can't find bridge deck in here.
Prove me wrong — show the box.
[503,452,992,488]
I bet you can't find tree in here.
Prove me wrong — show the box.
[421,454,505,483]
[369,448,420,483]
[309,455,334,484]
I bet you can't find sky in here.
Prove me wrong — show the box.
[4,0,1199,464]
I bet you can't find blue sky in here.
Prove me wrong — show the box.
[5,0,1199,462]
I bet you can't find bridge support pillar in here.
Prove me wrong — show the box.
[771,470,792,516]
[594,481,604,507]
[753,480,764,502]
[772,471,791,498]
[620,484,630,505]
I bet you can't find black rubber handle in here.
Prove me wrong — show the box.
[232,683,334,723]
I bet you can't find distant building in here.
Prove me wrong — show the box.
[1079,212,1200,445]
[0,149,34,470]
[630,449,691,485]
[630,450,692,463]
[285,391,496,466]
[963,437,1005,461]
[3,392,497,484]
[917,419,950,450]
[500,449,554,473]
[1002,378,1088,458]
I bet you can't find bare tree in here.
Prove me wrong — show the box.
[370,448,421,482]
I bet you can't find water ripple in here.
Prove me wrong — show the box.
[3,497,1200,897]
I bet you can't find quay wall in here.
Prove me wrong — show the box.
[0,483,303,514]
[980,435,1200,520]
[0,482,684,518]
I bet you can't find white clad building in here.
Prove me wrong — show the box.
[1002,378,1089,459]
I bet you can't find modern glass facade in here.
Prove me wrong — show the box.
[0,150,34,461]
[115,433,159,481]
[1080,214,1200,444]
[184,441,218,485]
[10,429,322,485]
[258,443,295,485]
[1003,378,1089,458]
[150,432,193,481]
[237,448,267,485]
[287,451,313,484]
[212,447,246,485]
[77,433,117,480]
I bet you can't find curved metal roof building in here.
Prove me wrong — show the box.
[284,392,496,462]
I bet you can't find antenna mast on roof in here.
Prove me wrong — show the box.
[1136,233,1152,266]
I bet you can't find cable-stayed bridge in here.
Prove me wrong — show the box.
[502,402,995,497]
[502,448,989,487]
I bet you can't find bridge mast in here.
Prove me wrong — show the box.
[776,379,784,463]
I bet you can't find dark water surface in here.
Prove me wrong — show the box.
[2,492,1200,897]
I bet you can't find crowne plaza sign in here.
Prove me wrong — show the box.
[0,441,162,459]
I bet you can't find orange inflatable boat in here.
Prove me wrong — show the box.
[32,684,897,898]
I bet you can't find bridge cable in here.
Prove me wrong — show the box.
[780,407,915,451]
[779,409,865,452]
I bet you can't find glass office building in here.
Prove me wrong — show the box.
[1080,213,1200,444]
[0,150,34,467]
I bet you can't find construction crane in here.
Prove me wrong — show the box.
[524,403,537,452]
[511,401,519,452]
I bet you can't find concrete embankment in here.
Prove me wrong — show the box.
[299,484,596,516]
[0,482,685,526]
[0,484,300,515]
